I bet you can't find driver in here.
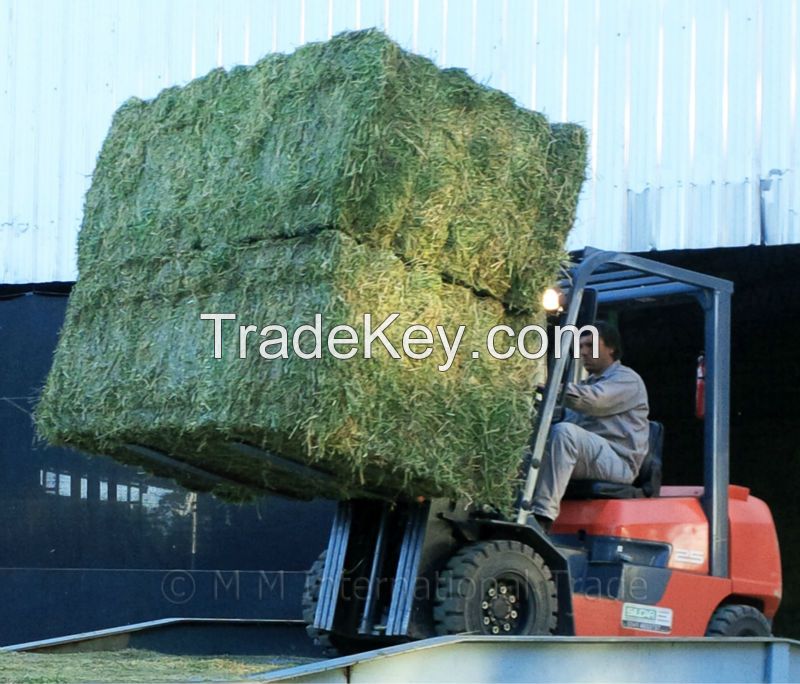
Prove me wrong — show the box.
[531,322,650,532]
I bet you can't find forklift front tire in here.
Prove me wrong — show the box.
[302,551,339,655]
[302,549,405,655]
[434,539,558,636]
[302,550,370,656]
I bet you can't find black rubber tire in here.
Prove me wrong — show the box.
[302,551,340,655]
[433,540,558,636]
[302,550,386,656]
[705,604,772,637]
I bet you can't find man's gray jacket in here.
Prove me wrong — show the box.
[563,360,650,474]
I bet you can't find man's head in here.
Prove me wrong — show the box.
[579,321,622,375]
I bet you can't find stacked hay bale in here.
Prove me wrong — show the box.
[36,30,586,507]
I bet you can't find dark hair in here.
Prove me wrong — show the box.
[581,321,622,360]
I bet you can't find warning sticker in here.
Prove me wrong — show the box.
[621,602,673,633]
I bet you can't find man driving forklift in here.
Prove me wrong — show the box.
[532,322,650,532]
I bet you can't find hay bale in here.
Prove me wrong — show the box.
[37,30,587,505]
[38,232,540,504]
[78,29,586,308]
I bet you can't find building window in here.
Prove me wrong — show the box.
[80,477,88,499]
[116,484,129,502]
[99,480,108,501]
[44,470,57,495]
[58,473,71,497]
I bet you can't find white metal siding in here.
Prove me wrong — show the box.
[2,0,799,283]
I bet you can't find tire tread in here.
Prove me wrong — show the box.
[705,604,771,637]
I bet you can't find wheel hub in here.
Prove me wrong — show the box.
[491,596,512,618]
[481,581,522,634]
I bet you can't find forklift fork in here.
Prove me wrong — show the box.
[313,500,433,639]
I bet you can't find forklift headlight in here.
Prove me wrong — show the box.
[542,288,562,312]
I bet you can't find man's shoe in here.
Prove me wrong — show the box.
[528,514,553,534]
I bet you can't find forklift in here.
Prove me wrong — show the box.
[302,248,782,652]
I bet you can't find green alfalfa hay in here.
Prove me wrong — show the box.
[78,29,586,310]
[0,650,290,683]
[37,29,584,504]
[37,232,545,505]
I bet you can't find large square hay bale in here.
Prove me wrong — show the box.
[78,29,585,309]
[38,232,539,504]
[37,30,587,505]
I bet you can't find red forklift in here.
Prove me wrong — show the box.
[302,248,782,651]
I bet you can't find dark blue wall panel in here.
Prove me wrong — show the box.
[0,290,335,646]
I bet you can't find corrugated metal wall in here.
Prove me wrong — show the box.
[2,0,799,283]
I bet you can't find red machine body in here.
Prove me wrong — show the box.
[555,485,782,636]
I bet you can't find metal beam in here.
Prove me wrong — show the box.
[359,507,389,635]
[580,249,734,293]
[387,503,430,636]
[261,635,800,684]
[703,289,732,577]
[516,283,585,522]
[1,618,304,653]
[590,275,668,291]
[583,268,647,284]
[596,282,701,304]
[316,503,352,631]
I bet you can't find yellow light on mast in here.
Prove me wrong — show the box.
[542,288,562,312]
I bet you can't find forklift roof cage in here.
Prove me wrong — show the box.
[517,247,733,579]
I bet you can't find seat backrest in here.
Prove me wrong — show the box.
[633,421,664,497]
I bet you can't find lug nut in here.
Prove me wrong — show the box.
[481,601,489,609]
[492,625,500,634]
[509,596,516,603]
[499,585,507,594]
[488,588,496,597]
[484,617,491,625]
[503,623,511,632]
[511,610,518,619]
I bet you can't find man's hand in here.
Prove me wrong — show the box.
[534,383,565,423]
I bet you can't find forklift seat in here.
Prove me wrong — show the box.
[563,421,664,500]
